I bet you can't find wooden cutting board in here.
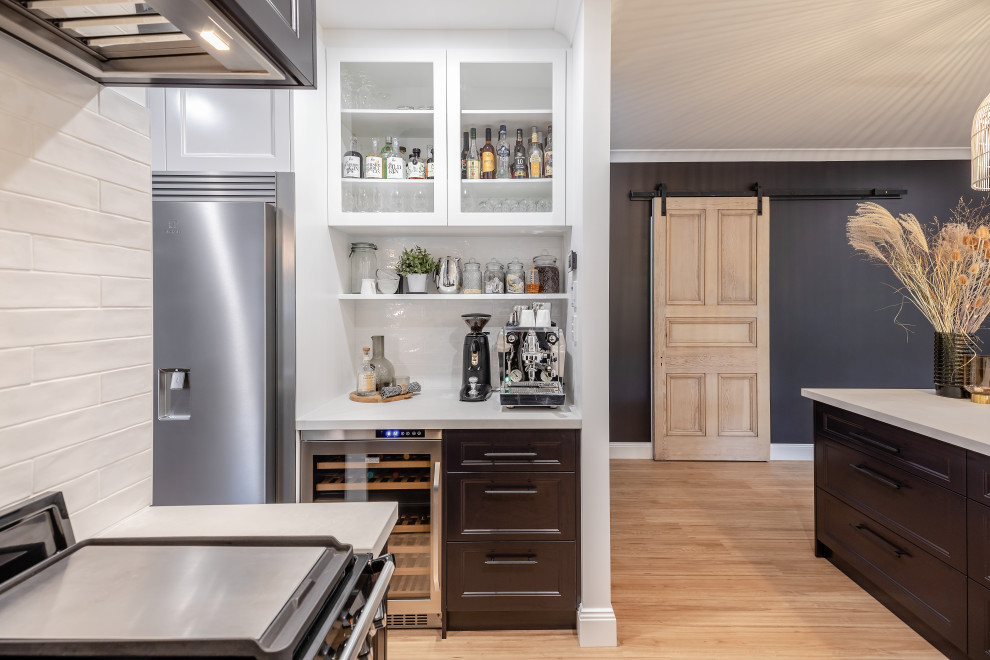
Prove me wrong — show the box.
[349,391,414,403]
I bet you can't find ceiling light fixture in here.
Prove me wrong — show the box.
[199,30,230,52]
[972,92,990,190]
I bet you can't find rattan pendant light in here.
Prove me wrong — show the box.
[973,91,990,189]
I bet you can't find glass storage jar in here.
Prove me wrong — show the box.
[484,258,505,294]
[462,258,483,294]
[349,242,378,294]
[505,258,526,294]
[533,251,560,294]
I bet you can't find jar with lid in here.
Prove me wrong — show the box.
[505,258,526,294]
[349,242,378,294]
[533,251,560,294]
[484,258,505,294]
[462,258,482,294]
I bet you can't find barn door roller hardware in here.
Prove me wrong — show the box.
[628,182,907,216]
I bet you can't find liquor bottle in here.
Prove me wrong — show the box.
[466,128,481,180]
[342,137,362,179]
[426,144,435,180]
[364,138,383,179]
[385,136,404,179]
[356,347,375,396]
[512,128,528,179]
[527,125,544,179]
[407,148,425,179]
[460,131,469,179]
[495,124,510,179]
[480,127,496,179]
[544,124,553,179]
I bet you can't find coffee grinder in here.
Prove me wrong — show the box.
[459,313,493,402]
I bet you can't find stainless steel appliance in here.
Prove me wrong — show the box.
[300,430,443,629]
[152,173,295,505]
[0,0,315,87]
[496,308,566,407]
[0,492,394,660]
[459,313,493,402]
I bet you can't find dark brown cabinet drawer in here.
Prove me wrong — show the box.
[968,452,990,504]
[816,490,967,650]
[817,437,967,571]
[446,430,576,472]
[816,403,966,494]
[445,541,576,612]
[969,501,990,587]
[970,580,990,660]
[447,473,575,541]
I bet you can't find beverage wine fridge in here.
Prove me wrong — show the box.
[300,430,442,629]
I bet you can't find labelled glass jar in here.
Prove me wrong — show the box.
[463,258,482,294]
[484,258,505,294]
[505,258,526,294]
[533,252,559,294]
[349,242,378,294]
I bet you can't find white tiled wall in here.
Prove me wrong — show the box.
[0,36,153,538]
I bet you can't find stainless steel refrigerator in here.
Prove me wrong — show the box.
[152,173,295,505]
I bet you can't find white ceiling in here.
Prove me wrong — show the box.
[611,0,990,155]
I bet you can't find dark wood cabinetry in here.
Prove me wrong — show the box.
[814,402,989,660]
[443,429,579,632]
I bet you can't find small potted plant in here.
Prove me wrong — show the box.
[396,245,437,294]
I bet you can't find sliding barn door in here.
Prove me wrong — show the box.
[653,197,770,460]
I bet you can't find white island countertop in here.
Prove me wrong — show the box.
[297,391,582,430]
[802,388,990,456]
[99,503,397,556]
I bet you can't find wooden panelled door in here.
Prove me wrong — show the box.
[653,198,770,460]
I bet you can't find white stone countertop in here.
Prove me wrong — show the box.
[802,388,990,456]
[296,391,582,430]
[99,503,398,556]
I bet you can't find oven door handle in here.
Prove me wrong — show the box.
[337,555,395,660]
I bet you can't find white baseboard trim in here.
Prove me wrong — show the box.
[609,442,653,459]
[770,443,814,461]
[577,605,618,647]
[610,147,970,163]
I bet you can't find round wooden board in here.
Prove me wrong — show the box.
[349,391,414,403]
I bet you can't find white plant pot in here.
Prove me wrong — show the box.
[405,273,428,293]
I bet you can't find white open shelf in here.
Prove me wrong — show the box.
[460,109,552,130]
[343,178,434,184]
[339,293,568,301]
[341,109,434,137]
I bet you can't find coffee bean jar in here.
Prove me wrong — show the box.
[533,252,560,294]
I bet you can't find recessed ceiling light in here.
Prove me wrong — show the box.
[200,30,229,51]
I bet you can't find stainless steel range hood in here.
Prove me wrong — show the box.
[0,0,315,87]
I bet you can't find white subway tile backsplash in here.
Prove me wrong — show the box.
[0,348,31,389]
[31,128,150,193]
[0,191,150,250]
[0,148,99,210]
[0,374,100,430]
[100,182,151,222]
[0,309,151,349]
[71,478,151,540]
[0,462,32,507]
[33,421,151,492]
[62,109,151,165]
[0,271,100,309]
[34,336,152,381]
[0,230,30,270]
[33,236,150,278]
[0,37,100,110]
[99,89,150,136]
[0,111,32,156]
[101,277,152,307]
[51,471,101,515]
[99,449,152,498]
[101,365,151,402]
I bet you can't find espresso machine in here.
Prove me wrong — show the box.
[496,303,566,407]
[459,313,493,402]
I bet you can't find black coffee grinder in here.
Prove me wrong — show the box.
[459,313,493,402]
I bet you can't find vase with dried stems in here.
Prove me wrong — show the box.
[847,198,990,398]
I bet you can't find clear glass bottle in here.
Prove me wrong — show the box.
[495,125,511,179]
[406,148,425,179]
[385,136,404,179]
[349,242,378,294]
[466,128,481,180]
[505,258,526,294]
[527,125,544,179]
[426,144,435,180]
[460,131,468,180]
[369,335,395,390]
[462,258,482,294]
[364,138,383,179]
[481,127,496,179]
[533,251,560,293]
[356,347,375,395]
[343,137,362,179]
[512,128,528,179]
[544,124,553,179]
[484,258,505,294]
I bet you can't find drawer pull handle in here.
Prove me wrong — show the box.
[483,452,538,459]
[484,488,538,495]
[848,431,900,455]
[853,523,909,558]
[485,555,538,566]
[850,463,904,490]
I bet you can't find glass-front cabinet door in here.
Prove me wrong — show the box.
[328,49,447,227]
[447,50,565,228]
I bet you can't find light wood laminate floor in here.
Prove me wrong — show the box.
[389,459,942,659]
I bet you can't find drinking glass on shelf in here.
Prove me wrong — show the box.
[506,199,519,213]
[387,186,402,213]
[357,186,372,213]
[521,199,537,212]
[492,199,506,213]
[374,92,391,109]
[342,185,356,212]
[537,199,551,212]
[412,187,429,213]
[356,73,374,109]
[340,71,355,109]
[373,187,385,213]
[461,187,473,212]
[477,198,490,213]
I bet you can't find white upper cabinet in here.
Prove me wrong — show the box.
[150,88,292,172]
[328,48,447,228]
